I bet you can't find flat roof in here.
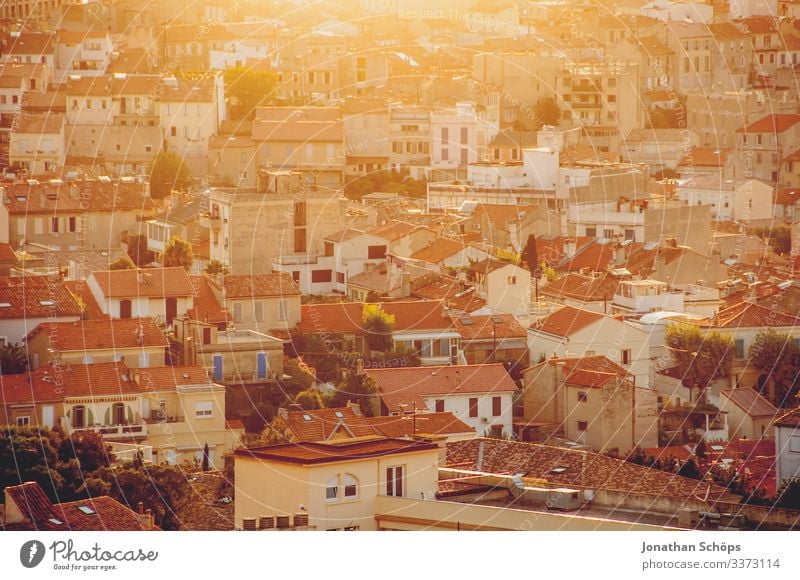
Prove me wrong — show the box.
[234,438,438,465]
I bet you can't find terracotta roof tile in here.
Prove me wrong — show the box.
[446,438,732,500]
[0,276,81,320]
[4,179,153,215]
[720,388,778,418]
[222,273,300,298]
[297,300,454,334]
[277,406,379,442]
[539,272,619,303]
[736,114,800,134]
[530,305,605,337]
[410,238,471,264]
[366,363,518,414]
[235,438,437,464]
[63,280,107,320]
[452,313,526,341]
[774,407,800,428]
[366,412,474,437]
[26,317,167,352]
[90,267,194,299]
[702,301,800,328]
[187,276,229,324]
[135,366,214,391]
[678,147,732,168]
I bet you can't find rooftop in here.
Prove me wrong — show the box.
[235,438,437,465]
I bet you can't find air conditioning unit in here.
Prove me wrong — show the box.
[480,417,489,424]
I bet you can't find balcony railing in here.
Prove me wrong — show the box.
[68,422,148,439]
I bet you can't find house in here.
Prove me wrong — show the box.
[296,301,460,366]
[270,405,381,443]
[735,114,800,183]
[365,363,518,437]
[221,273,301,334]
[1,482,156,531]
[676,176,774,222]
[8,113,65,175]
[368,221,437,257]
[87,267,195,324]
[54,29,113,82]
[25,317,168,369]
[538,271,621,314]
[194,328,284,387]
[773,187,800,223]
[5,177,155,251]
[1,33,56,70]
[145,195,209,270]
[251,106,344,189]
[519,355,659,452]
[0,276,81,345]
[719,388,779,440]
[460,203,561,253]
[677,147,735,179]
[234,438,440,531]
[410,238,491,272]
[774,407,800,486]
[621,240,728,286]
[365,412,474,442]
[451,313,528,366]
[466,259,531,323]
[208,133,257,188]
[527,305,651,386]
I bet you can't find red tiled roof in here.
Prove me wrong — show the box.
[26,317,167,352]
[775,407,800,428]
[721,388,778,418]
[366,363,518,413]
[222,273,300,298]
[452,313,526,341]
[702,301,800,328]
[187,276,229,324]
[4,179,153,215]
[297,301,454,334]
[678,147,732,168]
[369,221,431,242]
[90,267,194,299]
[530,305,605,337]
[60,362,147,397]
[0,276,81,320]
[63,280,107,320]
[446,438,732,500]
[235,438,437,464]
[135,366,213,391]
[412,278,486,313]
[366,412,474,437]
[539,272,619,303]
[0,243,17,263]
[277,406,379,442]
[410,238,471,263]
[774,187,800,206]
[559,241,615,272]
[523,355,630,389]
[736,114,800,134]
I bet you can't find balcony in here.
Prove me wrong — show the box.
[67,422,148,440]
[199,213,223,230]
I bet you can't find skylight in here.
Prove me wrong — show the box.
[77,505,95,515]
[461,317,473,325]
[39,300,55,306]
[47,518,63,525]
[334,411,344,418]
[550,466,569,474]
[710,445,725,452]
[0,303,11,308]
[302,414,312,421]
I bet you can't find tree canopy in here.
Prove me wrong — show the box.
[327,373,379,416]
[534,97,560,127]
[149,151,192,200]
[163,235,194,271]
[749,329,800,407]
[0,342,29,375]
[223,67,279,120]
[362,303,395,353]
[664,323,734,391]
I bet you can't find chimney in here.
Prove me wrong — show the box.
[401,271,412,297]
[136,270,145,284]
[563,238,576,259]
[614,242,626,265]
[665,237,678,248]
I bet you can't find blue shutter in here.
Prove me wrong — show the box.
[213,354,223,381]
[256,352,268,379]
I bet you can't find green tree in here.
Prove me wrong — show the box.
[201,443,210,472]
[749,329,800,407]
[774,477,800,510]
[0,342,29,374]
[109,256,136,270]
[362,304,395,353]
[243,401,278,434]
[327,373,379,416]
[523,235,539,273]
[665,323,734,393]
[295,388,324,410]
[677,457,701,480]
[224,67,279,120]
[204,259,228,276]
[534,97,560,127]
[127,234,154,267]
[149,151,192,200]
[163,235,194,271]
[83,462,189,530]
[495,248,521,265]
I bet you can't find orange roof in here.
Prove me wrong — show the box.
[539,272,619,303]
[0,276,81,320]
[222,273,300,298]
[366,363,518,413]
[530,305,605,337]
[90,267,194,299]
[235,438,437,464]
[736,114,800,134]
[4,179,153,215]
[62,280,107,320]
[3,482,153,531]
[187,276,229,324]
[775,407,800,428]
[452,313,526,341]
[678,147,732,168]
[26,317,167,352]
[721,388,778,418]
[702,301,800,328]
[366,412,474,437]
[135,366,214,391]
[369,221,431,242]
[774,187,800,206]
[446,438,731,500]
[277,406,379,442]
[410,238,472,263]
[297,301,454,334]
[15,113,64,134]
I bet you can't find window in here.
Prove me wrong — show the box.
[367,245,386,259]
[441,127,449,143]
[324,241,334,257]
[386,465,404,497]
[279,300,289,321]
[621,349,631,365]
[195,401,213,418]
[16,416,30,427]
[336,272,345,284]
[790,436,800,453]
[492,396,501,417]
[202,327,212,345]
[734,339,745,359]
[469,397,479,418]
[170,126,176,137]
[343,474,358,498]
[577,420,588,431]
[232,302,242,323]
[460,126,468,144]
[311,269,332,283]
[578,391,588,403]
[253,301,263,322]
[326,476,338,501]
[507,276,517,285]
[435,399,445,412]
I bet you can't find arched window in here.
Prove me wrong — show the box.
[111,403,126,425]
[343,474,358,499]
[325,476,338,501]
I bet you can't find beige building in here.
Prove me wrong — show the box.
[9,113,65,175]
[719,388,779,440]
[520,356,658,452]
[234,438,440,531]
[207,171,349,275]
